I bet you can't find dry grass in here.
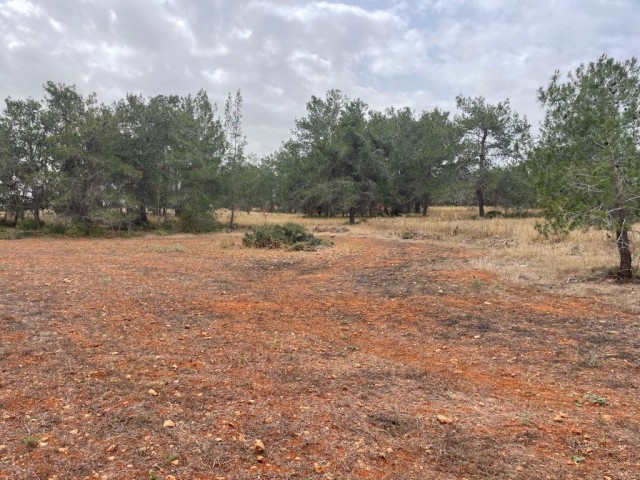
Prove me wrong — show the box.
[3,216,640,478]
[223,207,640,312]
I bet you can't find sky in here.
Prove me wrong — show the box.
[1,0,639,156]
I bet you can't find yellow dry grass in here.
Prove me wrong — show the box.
[221,207,640,312]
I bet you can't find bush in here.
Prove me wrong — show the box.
[242,223,325,250]
[16,218,41,231]
[177,211,219,233]
[43,223,68,235]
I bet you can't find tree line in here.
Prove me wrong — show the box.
[0,83,271,232]
[274,90,533,221]
[1,55,640,277]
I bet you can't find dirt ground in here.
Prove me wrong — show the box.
[1,231,639,479]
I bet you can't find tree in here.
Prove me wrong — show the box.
[413,108,460,215]
[2,96,52,227]
[43,82,132,226]
[221,90,247,227]
[535,55,640,279]
[455,96,530,217]
[172,90,225,231]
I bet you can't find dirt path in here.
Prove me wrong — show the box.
[1,234,638,479]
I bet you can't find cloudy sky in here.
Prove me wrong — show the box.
[1,0,639,155]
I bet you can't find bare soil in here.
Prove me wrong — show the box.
[1,232,639,479]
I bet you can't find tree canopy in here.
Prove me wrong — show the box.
[535,54,640,278]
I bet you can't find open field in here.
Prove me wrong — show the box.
[1,211,639,479]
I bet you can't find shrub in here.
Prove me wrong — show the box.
[16,218,41,230]
[177,212,219,233]
[242,223,325,250]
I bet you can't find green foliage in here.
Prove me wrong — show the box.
[583,392,607,405]
[22,435,40,448]
[176,210,219,233]
[455,95,532,217]
[534,55,640,278]
[242,223,323,250]
[16,218,41,231]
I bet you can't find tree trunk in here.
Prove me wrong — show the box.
[139,205,148,224]
[33,205,41,229]
[229,207,235,227]
[414,199,421,214]
[476,188,485,217]
[349,207,355,225]
[616,229,633,279]
[422,194,429,216]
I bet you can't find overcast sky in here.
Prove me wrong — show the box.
[1,0,639,155]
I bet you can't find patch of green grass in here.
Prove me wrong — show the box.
[148,243,189,253]
[22,435,40,448]
[583,393,607,405]
[471,277,485,291]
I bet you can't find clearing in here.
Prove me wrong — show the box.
[1,217,639,479]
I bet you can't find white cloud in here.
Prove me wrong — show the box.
[0,0,639,154]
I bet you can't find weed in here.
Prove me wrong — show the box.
[22,435,40,448]
[237,355,247,368]
[148,243,188,253]
[585,351,600,368]
[101,276,110,286]
[583,393,607,405]
[471,277,485,291]
[241,379,254,389]
[518,411,533,426]
[149,473,159,480]
[400,229,418,239]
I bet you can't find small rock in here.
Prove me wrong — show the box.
[256,455,265,463]
[106,444,117,453]
[163,420,176,428]
[314,462,324,473]
[254,439,265,453]
[553,415,564,422]
[166,476,177,480]
[601,414,613,423]
[58,447,69,453]
[171,459,179,465]
[436,414,454,425]
[570,428,583,435]
[148,389,158,396]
